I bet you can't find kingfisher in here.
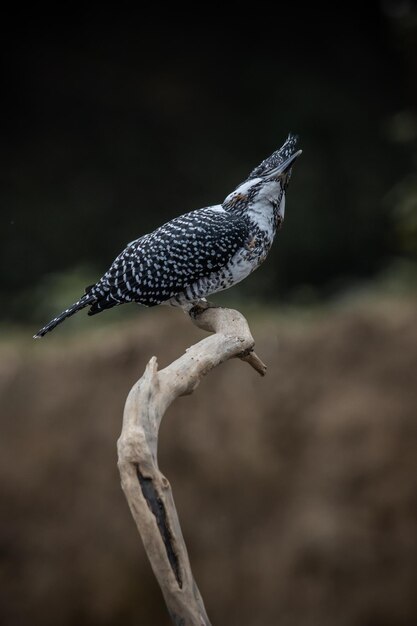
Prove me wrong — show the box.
[34,134,302,338]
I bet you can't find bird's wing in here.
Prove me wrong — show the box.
[91,206,249,309]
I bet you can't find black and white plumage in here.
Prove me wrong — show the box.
[34,134,302,338]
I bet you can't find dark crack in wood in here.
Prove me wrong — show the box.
[136,465,182,588]
[168,611,186,626]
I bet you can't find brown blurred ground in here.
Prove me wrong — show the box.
[0,297,416,626]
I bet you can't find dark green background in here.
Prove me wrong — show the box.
[2,3,416,324]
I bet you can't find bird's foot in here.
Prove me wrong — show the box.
[189,300,220,319]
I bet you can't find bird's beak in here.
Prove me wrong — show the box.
[265,149,303,180]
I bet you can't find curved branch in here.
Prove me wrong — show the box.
[117,306,267,625]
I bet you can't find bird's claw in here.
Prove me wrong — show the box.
[189,300,220,319]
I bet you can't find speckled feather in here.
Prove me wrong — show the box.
[34,134,301,337]
[89,208,250,312]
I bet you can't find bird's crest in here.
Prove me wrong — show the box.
[247,133,299,180]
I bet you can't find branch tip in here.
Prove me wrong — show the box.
[240,350,267,376]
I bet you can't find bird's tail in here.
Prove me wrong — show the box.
[33,293,95,339]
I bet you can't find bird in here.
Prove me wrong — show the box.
[34,134,302,338]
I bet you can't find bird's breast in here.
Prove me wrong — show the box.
[227,226,273,282]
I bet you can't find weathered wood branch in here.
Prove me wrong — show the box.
[117,306,267,625]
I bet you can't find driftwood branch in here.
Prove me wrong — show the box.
[117,306,267,625]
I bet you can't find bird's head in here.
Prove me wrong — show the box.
[222,134,302,222]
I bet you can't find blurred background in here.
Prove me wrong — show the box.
[1,3,416,625]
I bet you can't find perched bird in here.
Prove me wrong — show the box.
[34,134,302,338]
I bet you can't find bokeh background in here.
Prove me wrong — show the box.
[1,4,417,625]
